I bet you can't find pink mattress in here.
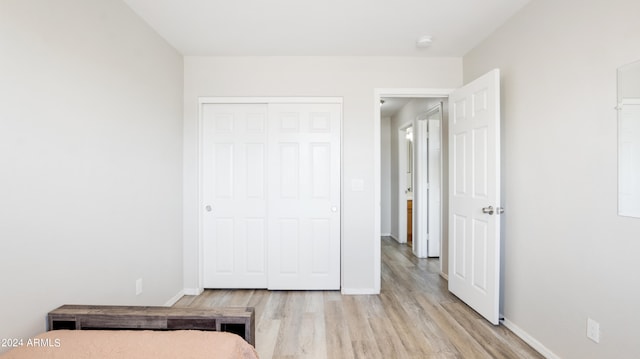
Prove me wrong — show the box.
[0,330,259,359]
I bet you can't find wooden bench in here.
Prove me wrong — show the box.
[47,305,255,346]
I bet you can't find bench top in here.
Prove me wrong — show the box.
[49,305,254,319]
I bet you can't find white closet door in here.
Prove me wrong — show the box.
[202,104,268,288]
[267,103,341,290]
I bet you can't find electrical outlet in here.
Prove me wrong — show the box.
[135,278,143,296]
[587,318,600,343]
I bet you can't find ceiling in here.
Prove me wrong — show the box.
[123,0,531,57]
[380,98,411,118]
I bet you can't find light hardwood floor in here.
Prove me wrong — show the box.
[174,237,542,359]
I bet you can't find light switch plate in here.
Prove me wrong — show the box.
[587,318,600,343]
[136,278,143,296]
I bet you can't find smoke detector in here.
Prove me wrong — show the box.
[416,35,433,48]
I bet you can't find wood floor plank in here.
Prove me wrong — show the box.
[323,296,356,359]
[256,319,280,359]
[177,237,543,359]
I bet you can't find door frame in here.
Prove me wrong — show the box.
[374,88,453,293]
[423,103,444,259]
[197,96,344,293]
[397,122,413,246]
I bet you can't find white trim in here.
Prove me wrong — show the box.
[439,272,448,281]
[164,290,186,307]
[199,97,343,105]
[374,88,454,295]
[501,319,560,359]
[381,232,391,237]
[183,288,205,296]
[424,102,443,117]
[196,100,206,295]
[375,88,455,98]
[341,288,378,295]
[339,104,345,291]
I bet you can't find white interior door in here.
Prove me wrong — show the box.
[267,103,341,290]
[413,119,428,257]
[202,104,268,288]
[414,111,442,259]
[427,118,442,257]
[448,69,502,325]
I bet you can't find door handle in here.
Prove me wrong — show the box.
[482,206,494,215]
[482,206,505,215]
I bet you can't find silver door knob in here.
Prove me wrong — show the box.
[205,205,212,212]
[497,207,505,215]
[482,206,495,215]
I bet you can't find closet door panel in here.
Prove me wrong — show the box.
[267,103,341,290]
[202,104,268,288]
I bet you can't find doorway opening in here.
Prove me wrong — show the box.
[376,71,503,324]
[374,88,453,293]
[380,96,447,259]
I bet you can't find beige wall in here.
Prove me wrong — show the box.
[183,56,462,293]
[464,0,640,357]
[0,0,184,350]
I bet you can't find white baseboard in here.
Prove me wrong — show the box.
[501,318,559,359]
[439,272,448,281]
[183,288,204,296]
[381,232,391,237]
[341,288,379,295]
[389,235,406,244]
[164,290,185,307]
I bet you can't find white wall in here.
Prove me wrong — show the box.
[183,56,462,293]
[464,0,640,357]
[381,116,392,236]
[0,0,184,349]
